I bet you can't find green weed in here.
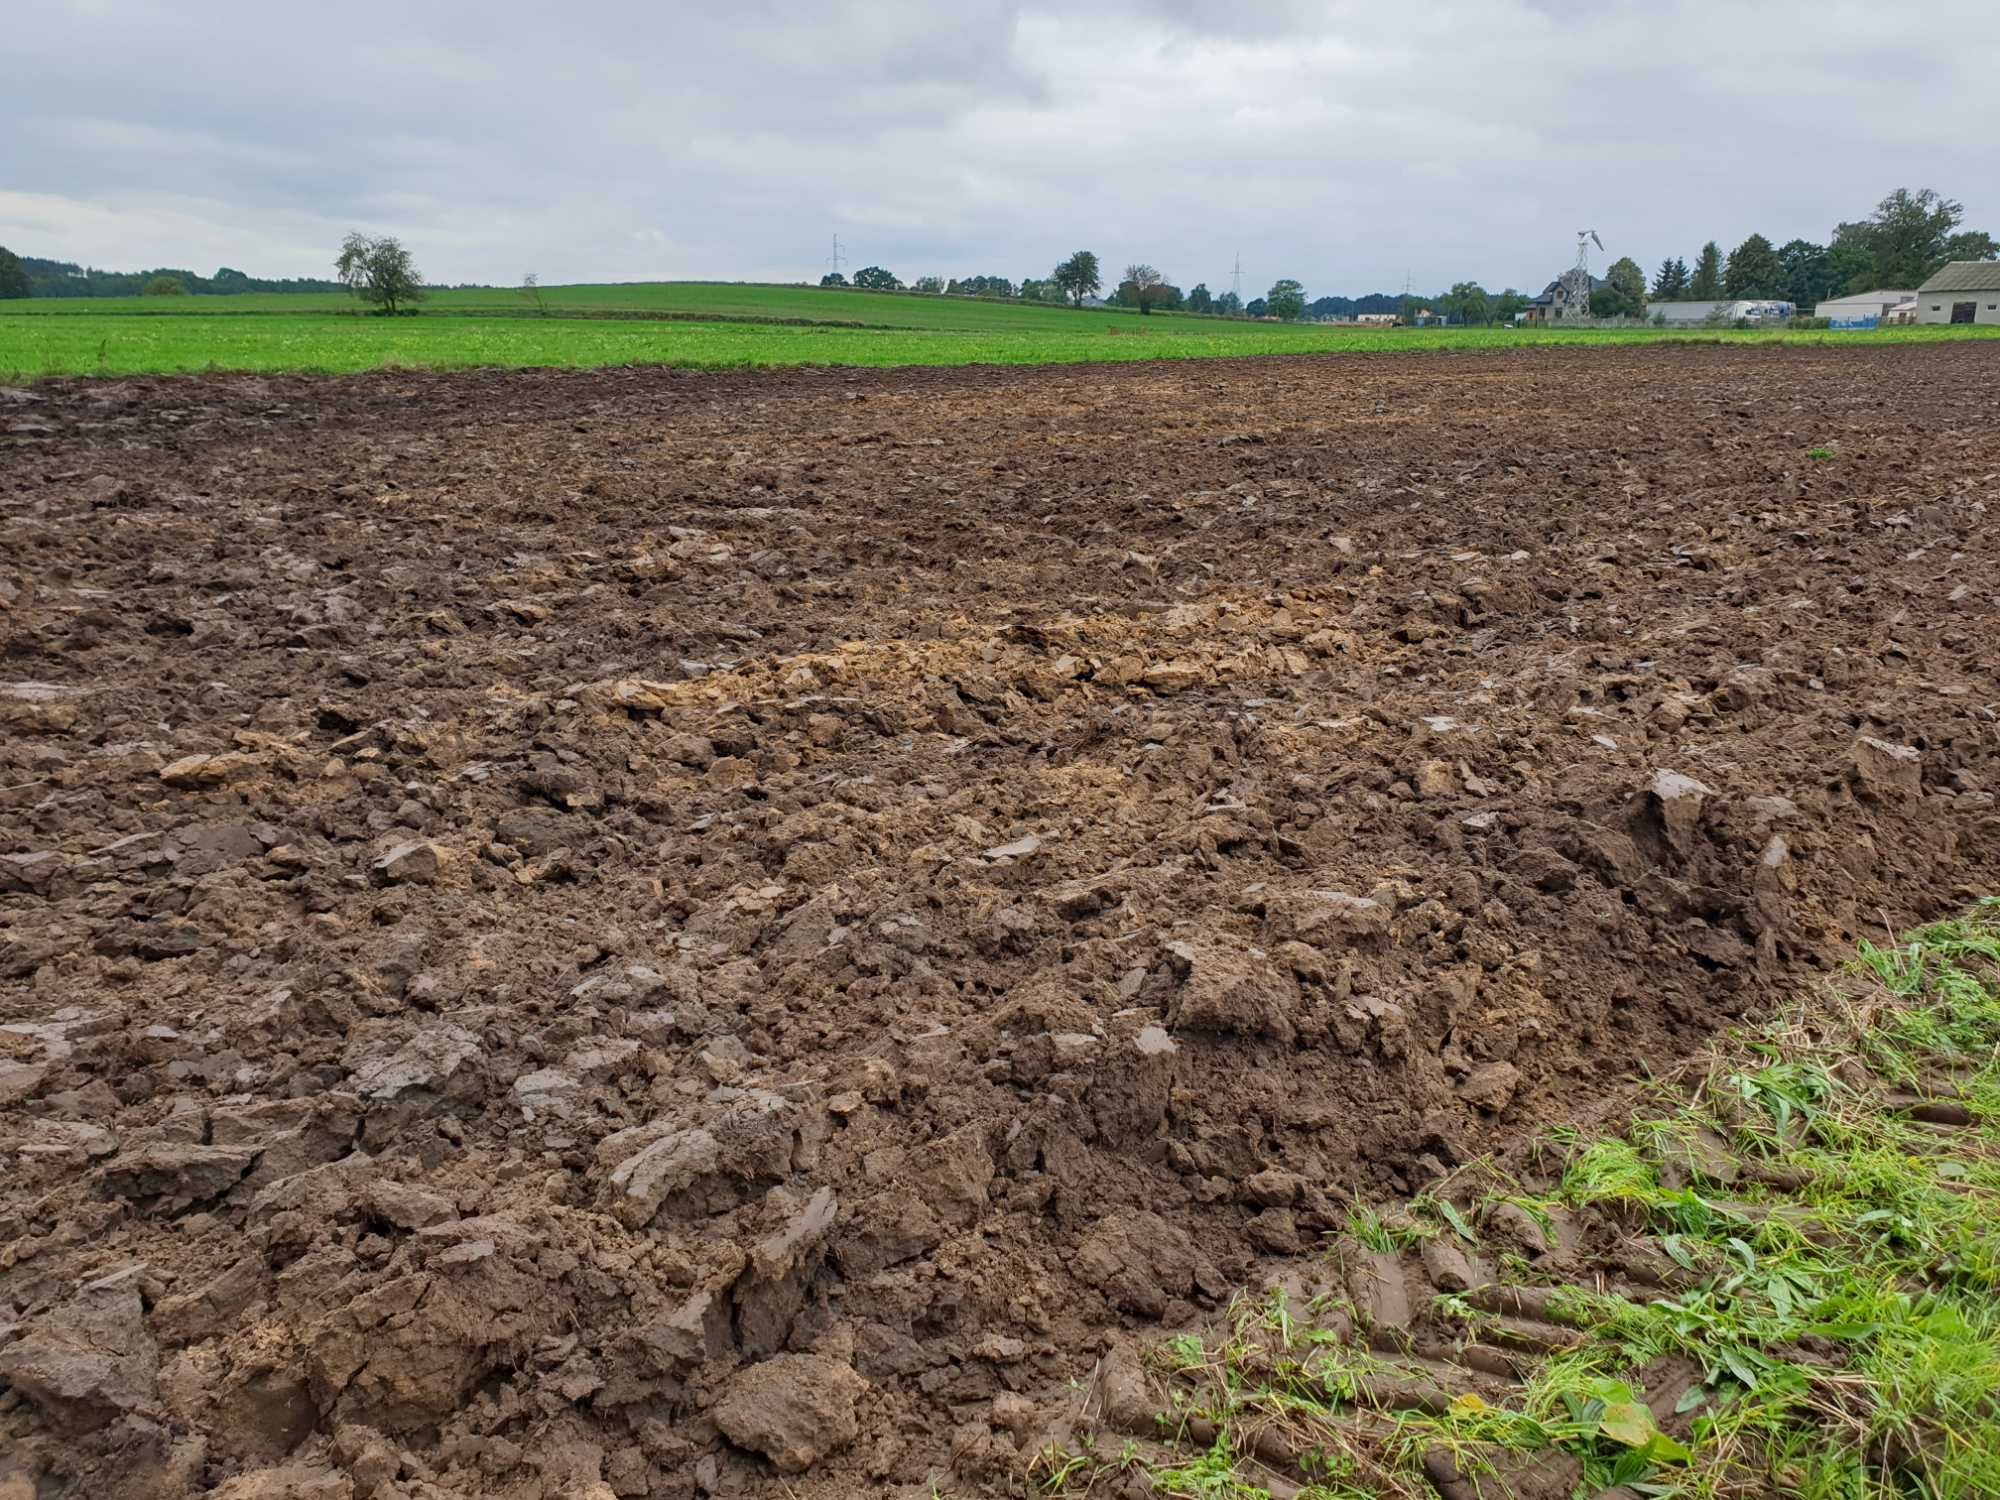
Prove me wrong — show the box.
[1342,1204,1430,1254]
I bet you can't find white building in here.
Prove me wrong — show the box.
[1647,299,1795,326]
[1916,262,2000,325]
[1812,289,1918,326]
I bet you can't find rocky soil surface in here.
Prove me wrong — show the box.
[2,343,1998,1498]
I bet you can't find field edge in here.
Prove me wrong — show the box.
[1039,903,2000,1500]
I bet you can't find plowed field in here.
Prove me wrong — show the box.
[3,343,1998,1499]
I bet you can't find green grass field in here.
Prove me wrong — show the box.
[3,281,1995,380]
[0,281,1111,329]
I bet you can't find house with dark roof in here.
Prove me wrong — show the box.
[1518,270,1603,324]
[1917,262,2000,325]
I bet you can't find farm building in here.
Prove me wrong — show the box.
[1646,298,1795,326]
[1813,289,1918,327]
[1519,269,1601,324]
[1916,262,2000,325]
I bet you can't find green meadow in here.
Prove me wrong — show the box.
[2,281,1993,380]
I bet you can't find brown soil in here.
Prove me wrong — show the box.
[2,343,1998,1500]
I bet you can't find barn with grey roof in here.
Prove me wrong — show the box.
[1917,262,2000,325]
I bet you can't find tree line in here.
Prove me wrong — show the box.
[821,254,1529,324]
[810,186,1995,327]
[823,253,1341,321]
[1429,188,1996,325]
[0,252,350,299]
[824,251,1119,308]
[1649,188,1994,305]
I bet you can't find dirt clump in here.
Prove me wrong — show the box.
[3,343,1999,1496]
[713,1352,868,1473]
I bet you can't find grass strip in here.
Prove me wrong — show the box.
[1038,901,2000,1498]
[4,300,1996,381]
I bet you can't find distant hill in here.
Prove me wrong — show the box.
[20,255,349,299]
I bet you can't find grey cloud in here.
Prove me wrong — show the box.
[5,1,1995,295]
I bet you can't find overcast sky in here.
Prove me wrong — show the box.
[6,1,1996,296]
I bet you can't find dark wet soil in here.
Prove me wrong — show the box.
[3,342,1998,1498]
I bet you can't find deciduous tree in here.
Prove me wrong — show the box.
[1833,188,1985,288]
[1052,250,1101,308]
[1723,234,1781,299]
[949,274,1014,298]
[143,275,188,296]
[1777,239,1833,308]
[1265,278,1306,320]
[1186,282,1213,313]
[851,265,901,291]
[1441,281,1489,325]
[912,275,945,294]
[819,271,847,287]
[1826,240,1877,296]
[1942,230,1998,265]
[1121,263,1167,313]
[335,232,425,315]
[1589,257,1647,318]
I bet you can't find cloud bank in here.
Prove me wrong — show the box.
[7,1,1995,295]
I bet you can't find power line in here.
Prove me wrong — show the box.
[827,234,847,278]
[1230,250,1242,305]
